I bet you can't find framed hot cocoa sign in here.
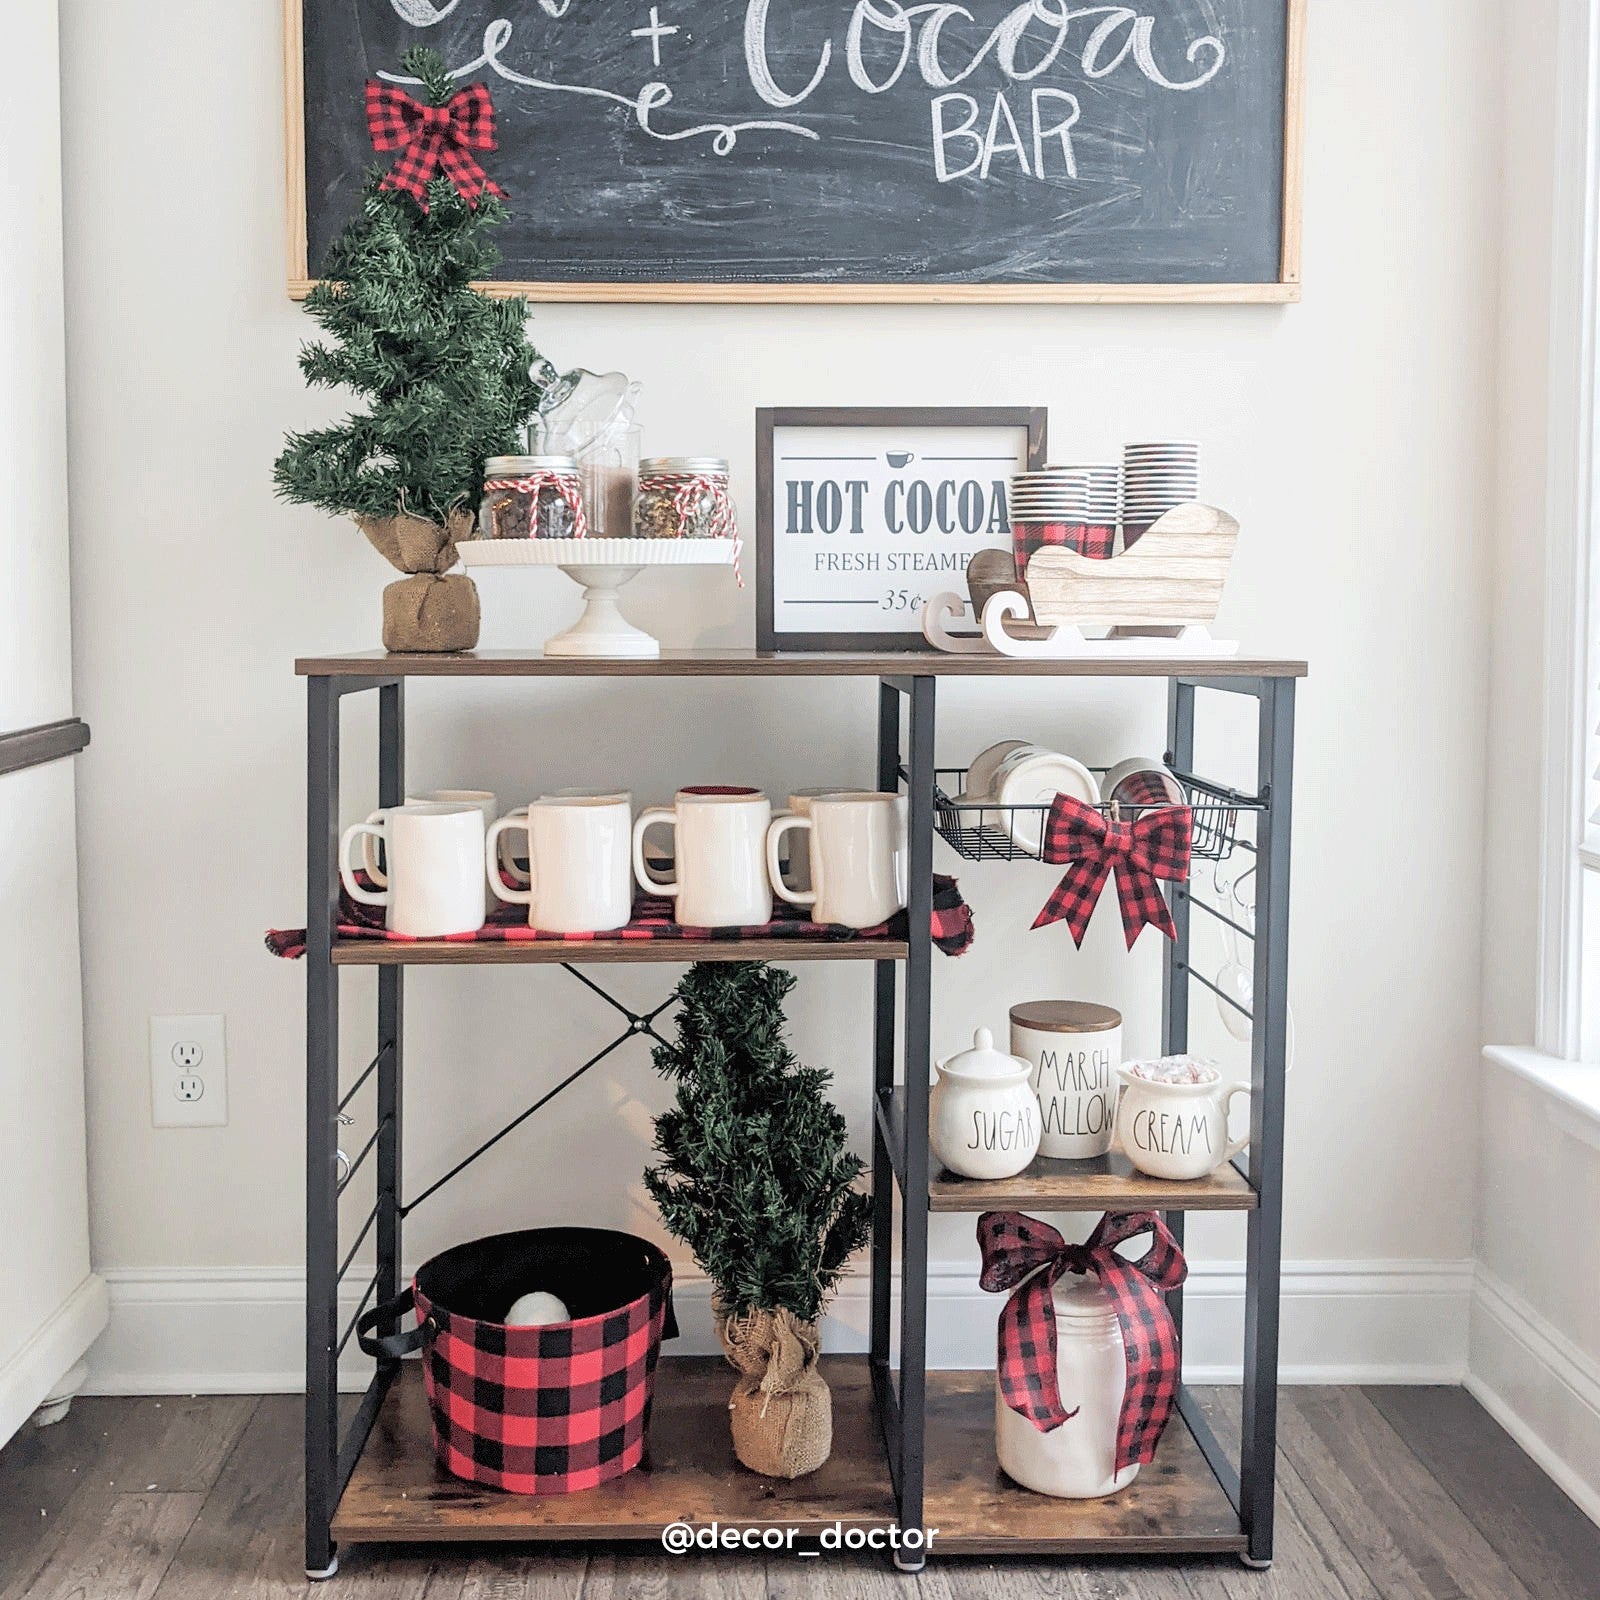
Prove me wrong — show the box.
[755,407,1047,652]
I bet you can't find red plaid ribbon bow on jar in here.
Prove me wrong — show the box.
[1032,793,1192,948]
[978,1210,1187,1474]
[366,81,504,208]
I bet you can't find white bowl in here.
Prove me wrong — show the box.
[995,750,1102,854]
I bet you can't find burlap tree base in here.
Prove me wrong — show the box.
[358,508,480,654]
[717,1307,832,1479]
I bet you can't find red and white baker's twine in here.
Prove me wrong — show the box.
[638,473,743,586]
[484,475,589,540]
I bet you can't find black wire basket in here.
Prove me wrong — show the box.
[930,766,1262,865]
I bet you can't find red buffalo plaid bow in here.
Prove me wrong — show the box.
[1032,793,1191,948]
[366,81,504,209]
[978,1210,1186,1474]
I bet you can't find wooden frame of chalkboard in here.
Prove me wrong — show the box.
[284,1,1304,304]
[756,406,1048,653]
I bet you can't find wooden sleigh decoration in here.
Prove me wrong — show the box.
[922,503,1241,659]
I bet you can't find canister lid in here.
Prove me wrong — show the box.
[640,456,730,477]
[484,454,579,475]
[937,1027,1031,1081]
[1010,1001,1122,1034]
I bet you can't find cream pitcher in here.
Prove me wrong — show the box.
[1113,1057,1251,1181]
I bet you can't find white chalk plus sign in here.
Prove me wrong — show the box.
[631,6,680,69]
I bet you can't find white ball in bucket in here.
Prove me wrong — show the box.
[504,1291,571,1327]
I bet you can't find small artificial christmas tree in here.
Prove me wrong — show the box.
[645,962,872,1479]
[275,47,546,652]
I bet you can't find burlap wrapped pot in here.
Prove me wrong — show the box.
[715,1306,832,1479]
[356,507,480,654]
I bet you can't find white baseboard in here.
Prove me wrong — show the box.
[1468,1265,1600,1526]
[84,1257,1473,1396]
[0,1274,110,1444]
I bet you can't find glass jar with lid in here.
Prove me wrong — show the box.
[481,456,588,541]
[634,457,737,541]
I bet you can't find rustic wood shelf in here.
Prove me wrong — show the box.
[331,937,908,967]
[880,1089,1256,1213]
[297,648,1307,681]
[923,1371,1245,1555]
[333,1359,1242,1557]
[334,1357,896,1544]
[928,1149,1257,1214]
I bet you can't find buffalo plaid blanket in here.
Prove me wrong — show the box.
[267,874,974,959]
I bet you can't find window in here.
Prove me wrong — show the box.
[1535,0,1600,1065]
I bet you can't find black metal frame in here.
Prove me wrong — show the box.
[301,666,1293,1579]
[0,716,90,777]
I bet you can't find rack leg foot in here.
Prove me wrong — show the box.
[306,1556,339,1581]
[1239,1554,1273,1571]
[892,1552,927,1574]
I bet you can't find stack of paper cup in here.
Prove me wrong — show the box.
[1121,442,1201,546]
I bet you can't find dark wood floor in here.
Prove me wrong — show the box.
[0,1387,1595,1598]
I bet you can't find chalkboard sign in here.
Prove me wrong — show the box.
[286,1,1303,303]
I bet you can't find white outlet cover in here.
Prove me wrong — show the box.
[150,1015,227,1128]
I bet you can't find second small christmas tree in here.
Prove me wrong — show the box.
[646,962,872,1478]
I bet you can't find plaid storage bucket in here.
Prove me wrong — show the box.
[357,1228,677,1495]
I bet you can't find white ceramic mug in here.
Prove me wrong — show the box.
[365,790,501,885]
[767,793,908,929]
[486,798,633,933]
[633,788,773,928]
[340,803,487,938]
[773,788,855,894]
[1112,1061,1251,1181]
[493,792,633,890]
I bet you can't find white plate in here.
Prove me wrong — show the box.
[459,538,739,569]
[996,751,1102,854]
[964,739,1031,801]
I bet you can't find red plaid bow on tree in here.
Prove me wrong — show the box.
[1032,793,1192,948]
[978,1210,1186,1474]
[366,82,504,209]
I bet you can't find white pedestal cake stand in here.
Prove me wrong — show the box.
[458,538,738,659]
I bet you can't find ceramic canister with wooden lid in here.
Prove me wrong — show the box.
[1010,1002,1123,1159]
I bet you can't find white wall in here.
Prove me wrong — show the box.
[1471,0,1600,1524]
[65,0,1499,1389]
[0,0,105,1443]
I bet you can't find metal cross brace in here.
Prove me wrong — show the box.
[398,964,678,1219]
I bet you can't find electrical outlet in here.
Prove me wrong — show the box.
[150,1016,227,1128]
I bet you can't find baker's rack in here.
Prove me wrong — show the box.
[294,649,1300,1579]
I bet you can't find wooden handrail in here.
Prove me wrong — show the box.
[0,718,90,778]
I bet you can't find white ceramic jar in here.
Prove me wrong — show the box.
[995,1271,1140,1499]
[929,1028,1042,1181]
[1010,1001,1123,1159]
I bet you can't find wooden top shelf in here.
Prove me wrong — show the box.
[332,936,907,966]
[297,648,1307,681]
